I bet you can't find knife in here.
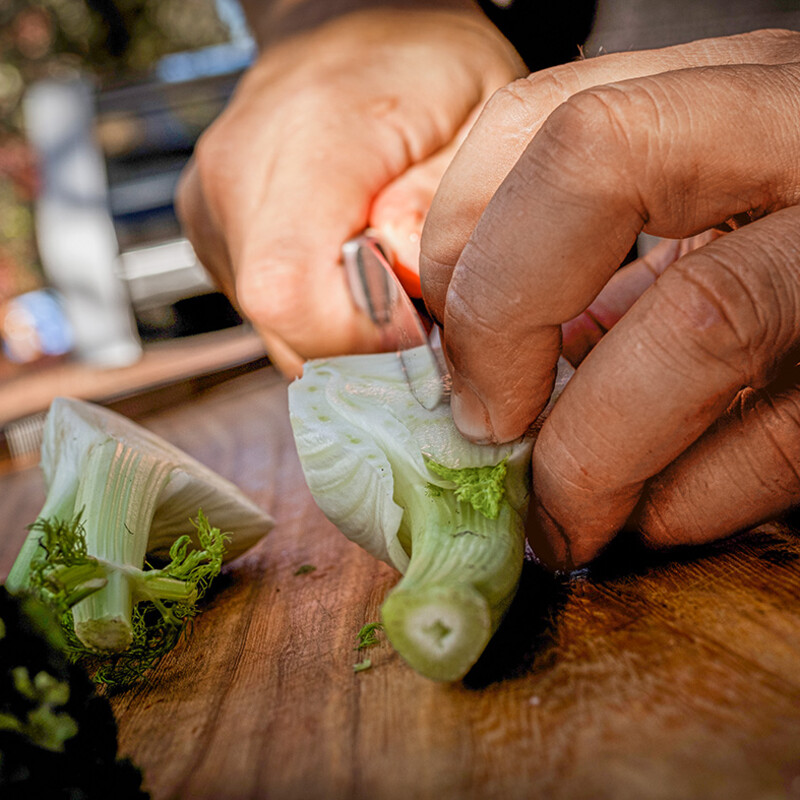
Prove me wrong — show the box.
[342,231,447,410]
[343,231,574,419]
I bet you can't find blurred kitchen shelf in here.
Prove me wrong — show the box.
[0,326,271,472]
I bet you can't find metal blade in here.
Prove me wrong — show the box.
[342,233,445,410]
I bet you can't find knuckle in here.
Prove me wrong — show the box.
[525,83,663,208]
[482,77,551,134]
[235,261,299,334]
[499,84,647,229]
[653,253,772,385]
[191,124,236,190]
[481,62,616,138]
[523,63,585,109]
[539,85,638,162]
[743,389,800,496]
[284,80,341,119]
[172,163,195,227]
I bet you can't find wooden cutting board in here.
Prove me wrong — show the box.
[1,366,799,800]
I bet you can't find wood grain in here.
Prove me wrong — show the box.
[0,327,266,428]
[1,367,800,800]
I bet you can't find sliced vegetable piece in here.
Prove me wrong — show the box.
[7,397,273,666]
[289,347,532,680]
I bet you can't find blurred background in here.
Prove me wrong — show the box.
[0,0,255,375]
[0,0,274,471]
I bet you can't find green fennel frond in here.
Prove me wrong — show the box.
[354,622,384,650]
[27,514,107,610]
[140,509,229,625]
[424,457,508,520]
[162,510,228,585]
[25,510,228,687]
[59,603,184,688]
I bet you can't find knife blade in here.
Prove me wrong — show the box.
[342,231,446,410]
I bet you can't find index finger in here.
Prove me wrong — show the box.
[425,49,800,444]
[420,29,800,324]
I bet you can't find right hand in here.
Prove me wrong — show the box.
[419,29,800,567]
[175,4,525,377]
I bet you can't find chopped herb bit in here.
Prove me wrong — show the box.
[355,621,384,650]
[293,564,317,576]
[353,658,372,673]
[26,510,227,687]
[424,456,509,520]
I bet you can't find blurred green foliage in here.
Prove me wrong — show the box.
[1,0,229,134]
[0,0,229,306]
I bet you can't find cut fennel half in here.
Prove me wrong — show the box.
[7,397,273,659]
[288,347,533,681]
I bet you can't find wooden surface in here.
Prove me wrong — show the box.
[1,366,800,800]
[0,326,266,427]
[0,326,268,472]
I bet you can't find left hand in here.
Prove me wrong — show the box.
[420,29,800,568]
[176,5,524,378]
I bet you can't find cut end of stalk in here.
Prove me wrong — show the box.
[381,584,491,682]
[74,616,134,653]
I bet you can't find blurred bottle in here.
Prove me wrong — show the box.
[23,77,142,367]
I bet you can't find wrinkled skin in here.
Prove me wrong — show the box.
[419,29,800,569]
[175,5,524,377]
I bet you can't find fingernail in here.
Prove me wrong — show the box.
[527,502,573,571]
[379,220,422,274]
[450,385,495,444]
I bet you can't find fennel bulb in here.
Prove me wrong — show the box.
[6,397,273,683]
[288,347,532,681]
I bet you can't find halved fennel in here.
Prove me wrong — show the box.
[7,397,273,657]
[288,347,533,681]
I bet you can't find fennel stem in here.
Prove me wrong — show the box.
[380,478,524,682]
[60,439,173,652]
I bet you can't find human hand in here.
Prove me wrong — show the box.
[175,3,524,377]
[420,29,800,567]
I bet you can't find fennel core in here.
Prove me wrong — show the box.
[288,348,532,682]
[381,457,524,681]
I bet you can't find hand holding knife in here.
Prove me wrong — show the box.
[342,230,572,422]
[342,231,447,410]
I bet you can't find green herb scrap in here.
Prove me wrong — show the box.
[354,622,384,650]
[25,510,227,687]
[352,622,385,674]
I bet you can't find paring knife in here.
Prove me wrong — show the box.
[342,231,447,410]
[343,231,574,420]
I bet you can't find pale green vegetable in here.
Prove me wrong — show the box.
[288,347,533,681]
[6,397,273,665]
